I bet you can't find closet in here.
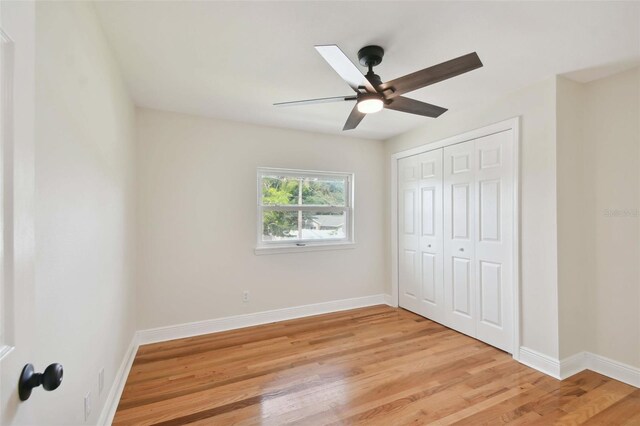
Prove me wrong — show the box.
[398,129,514,353]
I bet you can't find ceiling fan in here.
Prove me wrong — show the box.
[274,45,483,131]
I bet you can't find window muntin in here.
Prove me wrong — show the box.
[258,169,353,247]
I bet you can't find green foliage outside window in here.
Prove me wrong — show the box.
[262,176,345,239]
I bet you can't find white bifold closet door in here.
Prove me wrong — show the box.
[473,131,513,351]
[443,139,477,338]
[399,130,513,353]
[398,149,445,324]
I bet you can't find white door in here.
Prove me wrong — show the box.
[398,127,515,354]
[443,140,477,337]
[0,3,38,424]
[416,150,445,323]
[398,155,420,314]
[474,131,514,352]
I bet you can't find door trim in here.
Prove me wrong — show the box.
[390,117,521,360]
[0,27,14,363]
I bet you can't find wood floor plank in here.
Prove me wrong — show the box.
[113,306,640,425]
[581,389,640,425]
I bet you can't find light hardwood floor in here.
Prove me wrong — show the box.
[113,306,640,425]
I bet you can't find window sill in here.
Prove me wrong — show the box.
[254,242,355,255]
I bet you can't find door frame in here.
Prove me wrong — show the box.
[390,117,521,360]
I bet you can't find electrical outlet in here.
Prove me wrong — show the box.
[98,368,104,395]
[84,392,91,421]
[242,290,250,303]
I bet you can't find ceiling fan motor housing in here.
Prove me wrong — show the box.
[358,45,384,67]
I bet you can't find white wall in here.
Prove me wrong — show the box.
[582,68,639,367]
[33,2,136,424]
[556,76,589,360]
[556,69,640,368]
[386,79,560,359]
[136,108,387,330]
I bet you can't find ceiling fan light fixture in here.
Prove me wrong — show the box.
[357,96,384,114]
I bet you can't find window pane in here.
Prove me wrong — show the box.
[261,176,299,205]
[301,211,346,240]
[302,177,346,206]
[262,211,299,241]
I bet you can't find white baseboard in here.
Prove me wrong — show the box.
[98,334,139,425]
[383,293,395,307]
[559,351,586,379]
[584,352,640,388]
[137,294,388,345]
[519,347,640,388]
[518,346,561,379]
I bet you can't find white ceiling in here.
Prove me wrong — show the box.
[95,1,640,140]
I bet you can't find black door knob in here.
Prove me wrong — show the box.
[18,363,63,401]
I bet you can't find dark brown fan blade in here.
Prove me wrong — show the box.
[384,96,447,118]
[378,52,482,98]
[343,104,366,131]
[274,95,356,107]
[315,45,377,94]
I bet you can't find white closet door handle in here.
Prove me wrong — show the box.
[459,248,464,252]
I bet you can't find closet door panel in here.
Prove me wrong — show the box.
[444,141,476,337]
[422,252,436,303]
[421,187,435,236]
[403,189,416,235]
[452,183,471,239]
[479,261,502,326]
[417,150,444,322]
[452,257,471,316]
[398,155,420,314]
[474,131,513,352]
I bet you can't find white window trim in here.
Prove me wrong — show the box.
[255,167,355,254]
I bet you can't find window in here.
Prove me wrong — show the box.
[256,168,354,253]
